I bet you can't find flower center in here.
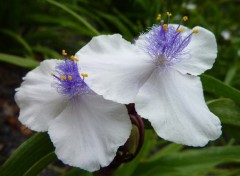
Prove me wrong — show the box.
[141,12,199,69]
[52,50,91,98]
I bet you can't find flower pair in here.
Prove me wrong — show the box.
[15,14,221,172]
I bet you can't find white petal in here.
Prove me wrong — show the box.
[15,60,66,131]
[135,69,221,146]
[76,34,154,104]
[173,26,217,75]
[48,94,132,171]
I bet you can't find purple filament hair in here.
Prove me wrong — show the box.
[52,59,91,98]
[140,24,194,70]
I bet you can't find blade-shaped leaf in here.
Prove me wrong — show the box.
[0,132,55,176]
[133,146,240,176]
[46,0,100,36]
[132,146,240,176]
[208,98,240,127]
[0,53,39,69]
[24,152,56,176]
[201,74,240,104]
[0,29,34,58]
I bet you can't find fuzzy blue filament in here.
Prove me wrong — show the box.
[52,59,91,98]
[140,14,197,70]
[146,25,191,62]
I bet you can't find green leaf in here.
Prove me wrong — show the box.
[64,168,92,176]
[94,10,133,39]
[147,143,183,162]
[201,74,240,104]
[132,146,240,176]
[224,65,238,85]
[46,0,100,36]
[24,152,56,176]
[27,14,94,37]
[208,98,240,127]
[0,29,34,58]
[32,45,62,59]
[0,53,39,68]
[0,133,55,176]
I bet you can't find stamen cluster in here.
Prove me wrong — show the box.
[141,12,199,69]
[52,51,91,98]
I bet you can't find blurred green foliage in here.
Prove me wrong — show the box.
[1,0,239,88]
[0,0,240,175]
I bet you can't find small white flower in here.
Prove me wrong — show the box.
[15,56,131,171]
[182,2,197,10]
[221,30,231,40]
[76,15,222,147]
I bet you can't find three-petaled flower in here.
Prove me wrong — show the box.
[15,54,132,171]
[76,13,222,146]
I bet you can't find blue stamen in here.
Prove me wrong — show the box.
[52,59,91,98]
[140,24,193,69]
[138,13,196,70]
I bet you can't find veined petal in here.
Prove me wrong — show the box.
[15,60,66,131]
[48,94,132,172]
[76,34,154,104]
[173,26,217,75]
[135,69,221,146]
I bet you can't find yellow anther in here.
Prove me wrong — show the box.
[183,16,188,21]
[177,28,184,33]
[70,55,79,62]
[163,24,168,31]
[81,73,88,78]
[60,75,66,80]
[193,29,199,34]
[51,73,54,76]
[62,49,67,56]
[70,55,74,60]
[166,12,172,16]
[67,75,72,80]
[156,14,161,21]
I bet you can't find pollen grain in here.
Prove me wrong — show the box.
[60,75,67,80]
[177,28,184,33]
[70,55,79,62]
[166,12,172,16]
[156,14,161,21]
[67,75,72,80]
[183,16,188,21]
[81,73,88,78]
[62,50,67,56]
[163,24,168,31]
[193,29,199,34]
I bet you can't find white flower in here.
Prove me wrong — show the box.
[15,57,131,171]
[182,2,197,10]
[221,30,231,40]
[76,16,222,147]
